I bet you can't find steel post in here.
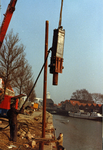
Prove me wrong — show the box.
[41,20,49,150]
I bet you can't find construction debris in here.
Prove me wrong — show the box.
[0,110,57,150]
[7,145,17,149]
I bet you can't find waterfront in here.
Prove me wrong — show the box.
[53,114,102,150]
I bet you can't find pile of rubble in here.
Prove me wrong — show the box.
[0,110,56,150]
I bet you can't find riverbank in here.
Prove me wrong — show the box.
[48,109,102,121]
[0,110,57,150]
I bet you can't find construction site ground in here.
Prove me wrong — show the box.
[0,110,57,150]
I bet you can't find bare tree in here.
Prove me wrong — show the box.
[0,30,25,100]
[12,58,33,95]
[12,57,36,103]
[71,89,93,101]
[91,93,103,103]
[23,79,36,102]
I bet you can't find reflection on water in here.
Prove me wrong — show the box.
[53,115,102,150]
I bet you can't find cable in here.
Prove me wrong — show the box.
[59,0,64,28]
[20,47,52,111]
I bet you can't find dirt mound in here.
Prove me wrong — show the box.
[0,110,53,150]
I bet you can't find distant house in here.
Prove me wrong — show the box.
[57,103,62,109]
[46,99,54,108]
[64,99,102,114]
[70,99,94,104]
[54,103,58,109]
[65,100,75,112]
[65,100,79,112]
[95,104,102,113]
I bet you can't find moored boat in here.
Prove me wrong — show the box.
[68,111,102,121]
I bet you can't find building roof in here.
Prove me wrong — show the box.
[67,100,102,107]
[46,99,54,104]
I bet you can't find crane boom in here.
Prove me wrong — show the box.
[0,0,18,48]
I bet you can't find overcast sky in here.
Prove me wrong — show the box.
[1,0,103,104]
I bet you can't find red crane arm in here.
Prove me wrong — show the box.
[0,0,18,48]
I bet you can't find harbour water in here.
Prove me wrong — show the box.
[53,114,102,150]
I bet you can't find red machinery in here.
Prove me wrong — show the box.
[0,1,26,118]
[0,0,18,117]
[0,94,25,117]
[0,0,18,48]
